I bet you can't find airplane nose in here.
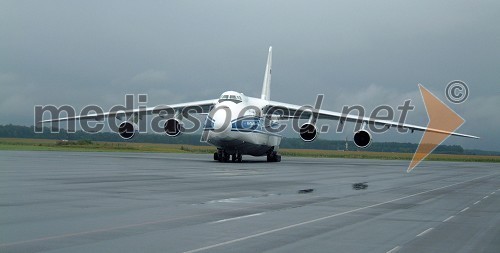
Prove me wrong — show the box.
[212,107,232,132]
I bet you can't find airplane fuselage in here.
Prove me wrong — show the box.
[203,91,281,157]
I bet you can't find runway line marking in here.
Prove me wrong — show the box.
[460,207,469,213]
[416,228,434,237]
[442,216,454,222]
[181,173,495,253]
[210,213,263,224]
[386,245,401,253]
[473,201,480,205]
[483,196,489,199]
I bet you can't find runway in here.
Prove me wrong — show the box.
[1,151,499,253]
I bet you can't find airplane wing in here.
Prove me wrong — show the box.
[265,100,479,139]
[39,99,218,123]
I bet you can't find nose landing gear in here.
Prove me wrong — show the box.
[214,150,242,163]
[213,149,281,163]
[232,153,242,163]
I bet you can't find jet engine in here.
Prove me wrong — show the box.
[164,118,183,137]
[118,121,138,139]
[353,129,372,148]
[299,123,318,142]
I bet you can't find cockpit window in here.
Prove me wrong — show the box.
[218,93,242,103]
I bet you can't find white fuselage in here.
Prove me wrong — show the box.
[203,91,282,156]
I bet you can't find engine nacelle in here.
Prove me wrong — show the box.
[164,118,183,137]
[299,123,318,142]
[118,121,138,140]
[353,129,372,148]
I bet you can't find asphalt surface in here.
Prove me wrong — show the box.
[1,151,499,253]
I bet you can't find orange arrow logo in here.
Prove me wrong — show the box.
[408,84,465,172]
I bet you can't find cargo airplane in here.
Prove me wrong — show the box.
[40,47,478,162]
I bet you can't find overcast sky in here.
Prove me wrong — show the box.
[1,1,499,150]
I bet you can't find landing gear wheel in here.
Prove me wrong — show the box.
[223,152,230,162]
[275,154,281,162]
[231,153,243,162]
[266,153,272,162]
[217,149,226,162]
[267,151,281,162]
[216,150,243,163]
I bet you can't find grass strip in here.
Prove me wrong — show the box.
[0,138,498,163]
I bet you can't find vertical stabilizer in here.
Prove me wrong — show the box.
[260,46,272,101]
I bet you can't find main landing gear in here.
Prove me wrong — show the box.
[266,150,281,162]
[214,150,242,163]
[213,149,281,163]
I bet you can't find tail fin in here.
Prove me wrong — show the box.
[260,46,272,101]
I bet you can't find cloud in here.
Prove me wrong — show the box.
[131,69,168,85]
[0,0,498,150]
